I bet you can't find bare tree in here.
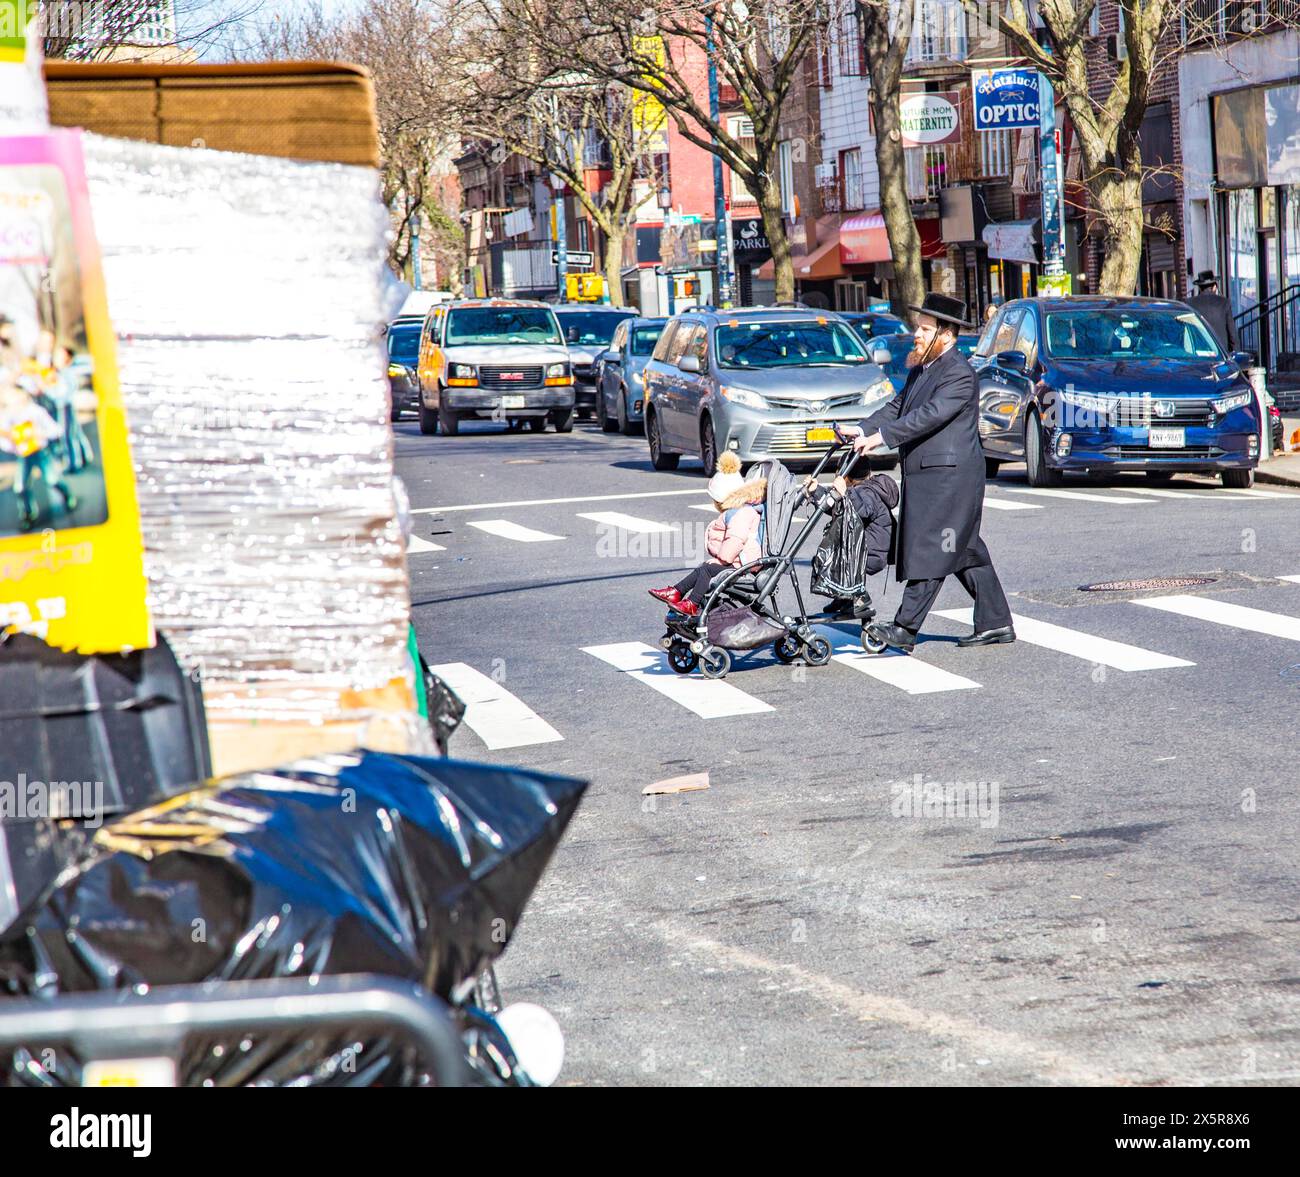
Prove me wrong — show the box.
[39,0,262,61]
[496,0,833,304]
[235,0,465,285]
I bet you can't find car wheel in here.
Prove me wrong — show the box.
[700,416,719,477]
[527,417,548,432]
[1024,410,1062,487]
[1221,468,1254,489]
[551,407,575,433]
[617,388,636,436]
[437,400,459,436]
[389,396,402,424]
[1145,471,1175,483]
[598,389,618,433]
[984,457,1000,481]
[418,399,437,436]
[647,410,680,471]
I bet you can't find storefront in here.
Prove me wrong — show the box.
[1211,80,1300,367]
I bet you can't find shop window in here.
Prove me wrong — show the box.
[728,117,758,206]
[980,129,1013,178]
[778,141,796,216]
[841,148,864,211]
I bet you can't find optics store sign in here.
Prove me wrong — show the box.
[899,92,961,148]
[972,69,1041,131]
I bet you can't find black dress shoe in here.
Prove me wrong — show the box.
[868,622,916,652]
[957,625,1016,648]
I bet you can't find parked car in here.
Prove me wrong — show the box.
[840,311,909,341]
[416,299,575,435]
[974,296,1262,488]
[866,332,981,393]
[642,308,896,473]
[553,306,637,420]
[594,316,668,434]
[386,316,422,421]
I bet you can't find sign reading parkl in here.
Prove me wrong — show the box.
[972,69,1041,131]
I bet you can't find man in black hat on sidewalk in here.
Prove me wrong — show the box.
[1186,271,1241,356]
[839,293,1014,652]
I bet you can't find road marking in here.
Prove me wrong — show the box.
[816,626,980,694]
[413,487,707,515]
[997,486,1154,505]
[582,641,773,718]
[576,511,680,533]
[467,519,565,542]
[407,535,445,553]
[426,663,563,750]
[690,503,719,512]
[935,608,1194,671]
[1133,594,1300,642]
[1215,487,1293,498]
[1119,486,1223,499]
[982,497,1041,511]
[1279,575,1300,585]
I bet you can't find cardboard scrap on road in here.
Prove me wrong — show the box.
[644,772,710,795]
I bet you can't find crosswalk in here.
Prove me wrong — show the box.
[403,481,1297,558]
[434,578,1300,751]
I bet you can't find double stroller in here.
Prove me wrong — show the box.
[659,442,892,679]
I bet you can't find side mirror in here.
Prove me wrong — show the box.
[1230,350,1255,368]
[995,349,1029,375]
[678,354,702,374]
[870,347,892,366]
[605,350,622,365]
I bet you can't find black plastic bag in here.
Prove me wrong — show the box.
[0,751,586,1086]
[707,604,787,650]
[810,506,873,598]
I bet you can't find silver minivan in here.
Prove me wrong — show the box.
[642,308,896,472]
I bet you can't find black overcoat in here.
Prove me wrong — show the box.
[1185,292,1240,354]
[860,343,987,581]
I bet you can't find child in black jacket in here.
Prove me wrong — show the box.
[804,464,899,619]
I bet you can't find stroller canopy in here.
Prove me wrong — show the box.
[749,459,803,557]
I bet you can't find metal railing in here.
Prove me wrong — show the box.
[1235,282,1300,372]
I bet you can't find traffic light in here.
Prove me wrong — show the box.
[682,278,698,298]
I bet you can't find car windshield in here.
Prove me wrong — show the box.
[955,334,979,357]
[630,325,665,355]
[556,311,634,346]
[445,307,562,345]
[387,324,421,361]
[1045,309,1224,361]
[714,321,868,368]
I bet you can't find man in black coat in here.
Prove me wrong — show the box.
[1186,271,1241,356]
[840,293,1014,652]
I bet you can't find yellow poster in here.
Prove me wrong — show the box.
[632,35,669,153]
[0,130,151,653]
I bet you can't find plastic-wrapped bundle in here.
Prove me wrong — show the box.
[0,751,587,1086]
[79,135,422,755]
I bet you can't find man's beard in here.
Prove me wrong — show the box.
[905,341,927,369]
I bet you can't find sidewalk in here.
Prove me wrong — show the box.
[1257,414,1300,488]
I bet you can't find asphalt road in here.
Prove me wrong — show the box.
[399,414,1300,1088]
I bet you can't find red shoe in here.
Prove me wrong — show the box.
[648,586,683,605]
[673,599,700,617]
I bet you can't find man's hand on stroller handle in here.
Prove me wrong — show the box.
[852,430,885,455]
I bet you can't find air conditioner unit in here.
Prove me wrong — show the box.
[815,162,837,187]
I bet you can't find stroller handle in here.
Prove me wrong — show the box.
[799,435,862,502]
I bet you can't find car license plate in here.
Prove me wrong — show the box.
[500,395,526,409]
[83,1057,177,1087]
[805,426,836,443]
[1149,427,1185,448]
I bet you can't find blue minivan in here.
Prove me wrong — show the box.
[975,297,1262,488]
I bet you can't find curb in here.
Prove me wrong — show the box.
[1256,460,1300,489]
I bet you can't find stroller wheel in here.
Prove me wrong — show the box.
[861,623,888,655]
[699,646,732,679]
[773,634,801,664]
[667,641,699,675]
[802,636,833,667]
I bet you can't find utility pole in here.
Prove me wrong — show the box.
[1037,46,1069,296]
[410,210,423,290]
[705,11,733,308]
[552,176,568,301]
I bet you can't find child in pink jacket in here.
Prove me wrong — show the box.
[649,452,767,616]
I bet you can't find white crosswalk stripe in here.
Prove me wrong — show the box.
[407,535,445,553]
[577,511,680,533]
[1133,594,1300,642]
[983,497,1042,511]
[815,626,981,694]
[1119,486,1225,500]
[427,663,564,750]
[997,486,1154,505]
[1215,487,1293,498]
[467,518,565,542]
[934,608,1194,671]
[689,503,718,512]
[582,641,774,718]
[1280,575,1300,585]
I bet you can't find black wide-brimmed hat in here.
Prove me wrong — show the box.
[908,292,972,329]
[1193,269,1218,289]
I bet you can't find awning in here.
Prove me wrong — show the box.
[840,211,892,266]
[757,216,846,281]
[983,218,1041,264]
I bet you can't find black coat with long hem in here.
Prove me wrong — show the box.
[859,343,987,581]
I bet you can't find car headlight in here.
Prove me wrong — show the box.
[1212,389,1253,413]
[861,378,894,405]
[631,371,643,385]
[450,363,476,380]
[1058,389,1118,415]
[387,363,405,378]
[719,385,767,410]
[546,362,569,378]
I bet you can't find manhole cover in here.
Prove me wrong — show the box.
[1079,576,1218,592]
